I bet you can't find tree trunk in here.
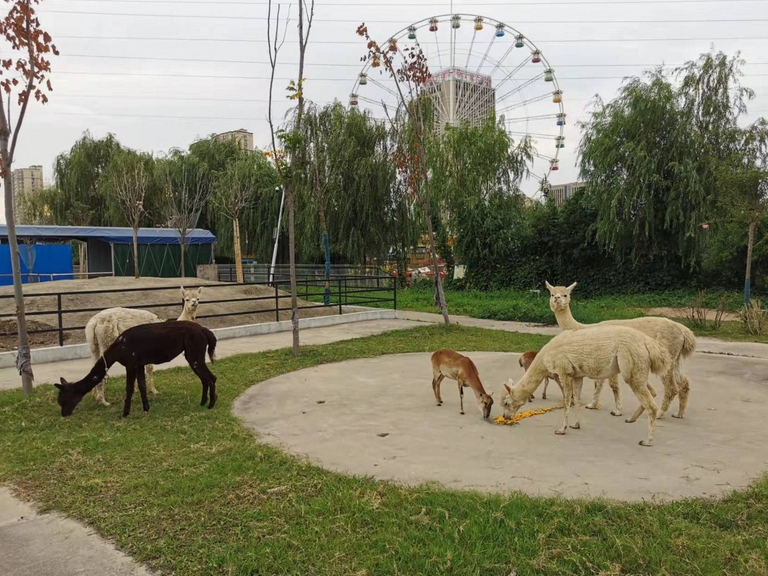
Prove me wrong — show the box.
[287,187,299,355]
[3,167,34,392]
[423,198,450,324]
[132,226,140,278]
[745,219,757,306]
[233,217,244,283]
[320,204,331,306]
[180,237,186,278]
[78,242,86,279]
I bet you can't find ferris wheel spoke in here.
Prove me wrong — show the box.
[368,77,400,100]
[489,43,516,77]
[494,59,534,94]
[504,113,560,124]
[509,130,558,140]
[465,29,478,69]
[532,151,556,161]
[498,74,544,102]
[474,33,497,75]
[498,93,552,113]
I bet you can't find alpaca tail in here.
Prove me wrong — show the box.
[203,327,217,363]
[679,324,697,359]
[646,337,672,376]
[85,316,101,361]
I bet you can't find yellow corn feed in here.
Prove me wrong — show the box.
[494,405,563,426]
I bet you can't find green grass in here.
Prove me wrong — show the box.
[2,324,767,576]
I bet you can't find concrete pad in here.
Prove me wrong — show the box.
[235,351,768,501]
[0,488,153,576]
[0,319,422,390]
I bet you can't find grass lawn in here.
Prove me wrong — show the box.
[1,324,766,576]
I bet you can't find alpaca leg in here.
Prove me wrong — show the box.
[556,376,573,435]
[658,368,679,418]
[625,381,660,423]
[136,366,150,413]
[673,373,690,419]
[630,380,660,447]
[146,364,158,395]
[585,379,604,410]
[458,381,465,415]
[608,375,623,416]
[570,377,584,430]
[186,351,218,409]
[123,367,137,418]
[92,380,111,407]
[432,374,444,406]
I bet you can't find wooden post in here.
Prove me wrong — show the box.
[233,218,244,284]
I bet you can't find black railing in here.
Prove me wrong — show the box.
[0,273,396,348]
[217,263,386,288]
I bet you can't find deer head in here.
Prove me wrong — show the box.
[545,281,577,313]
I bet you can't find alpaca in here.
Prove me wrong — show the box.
[56,321,218,418]
[500,325,671,446]
[431,349,494,418]
[179,286,203,321]
[546,281,696,419]
[84,286,205,406]
[518,350,566,403]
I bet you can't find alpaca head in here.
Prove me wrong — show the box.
[180,286,203,317]
[54,378,86,417]
[501,378,528,419]
[478,392,494,419]
[545,281,577,313]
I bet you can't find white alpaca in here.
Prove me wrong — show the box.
[546,282,696,420]
[500,325,671,446]
[84,286,204,406]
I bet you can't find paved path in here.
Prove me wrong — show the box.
[0,487,153,576]
[236,350,768,501]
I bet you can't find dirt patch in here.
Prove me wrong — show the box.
[645,307,740,322]
[0,276,339,351]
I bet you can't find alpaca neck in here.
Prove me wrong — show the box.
[178,309,196,322]
[72,352,116,393]
[553,304,587,330]
[514,355,551,399]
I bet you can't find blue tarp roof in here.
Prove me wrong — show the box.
[0,225,216,245]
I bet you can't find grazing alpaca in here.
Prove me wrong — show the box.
[56,321,217,418]
[431,349,494,418]
[519,350,565,402]
[546,281,696,419]
[84,286,205,406]
[500,325,670,446]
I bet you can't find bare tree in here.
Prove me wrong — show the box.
[0,0,59,392]
[161,154,211,278]
[266,0,314,356]
[108,151,150,278]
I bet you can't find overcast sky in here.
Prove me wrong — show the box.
[2,0,767,222]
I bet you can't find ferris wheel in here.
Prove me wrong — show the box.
[349,14,566,197]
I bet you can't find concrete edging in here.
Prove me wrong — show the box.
[0,308,396,368]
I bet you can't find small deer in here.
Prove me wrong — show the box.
[431,349,494,419]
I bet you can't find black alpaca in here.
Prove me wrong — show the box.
[55,321,218,417]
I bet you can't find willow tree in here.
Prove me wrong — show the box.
[579,51,755,269]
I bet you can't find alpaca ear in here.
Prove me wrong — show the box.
[55,377,68,390]
[196,286,203,296]
[545,281,555,294]
[566,282,577,294]
[504,383,512,393]
[180,286,185,298]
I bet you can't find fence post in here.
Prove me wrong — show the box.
[338,278,343,316]
[275,281,280,322]
[393,276,397,311]
[57,294,64,347]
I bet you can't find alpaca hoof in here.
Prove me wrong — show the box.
[672,413,684,419]
[625,418,635,424]
[610,410,622,417]
[585,403,597,410]
[122,413,129,418]
[99,400,111,407]
[639,440,653,447]
[554,429,566,435]
[570,423,581,430]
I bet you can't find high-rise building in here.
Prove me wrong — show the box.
[548,181,586,207]
[423,67,495,133]
[12,165,43,199]
[214,129,254,152]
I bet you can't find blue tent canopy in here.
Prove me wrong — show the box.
[0,225,216,245]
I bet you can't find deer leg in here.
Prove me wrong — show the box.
[570,377,584,429]
[556,376,573,435]
[458,381,465,415]
[146,364,158,395]
[123,367,137,418]
[136,366,150,413]
[432,374,444,406]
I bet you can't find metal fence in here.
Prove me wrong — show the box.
[217,263,388,288]
[0,273,396,348]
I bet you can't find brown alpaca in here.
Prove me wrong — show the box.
[431,349,494,418]
[55,321,217,418]
[519,350,566,403]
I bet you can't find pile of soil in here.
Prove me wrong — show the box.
[0,276,339,351]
